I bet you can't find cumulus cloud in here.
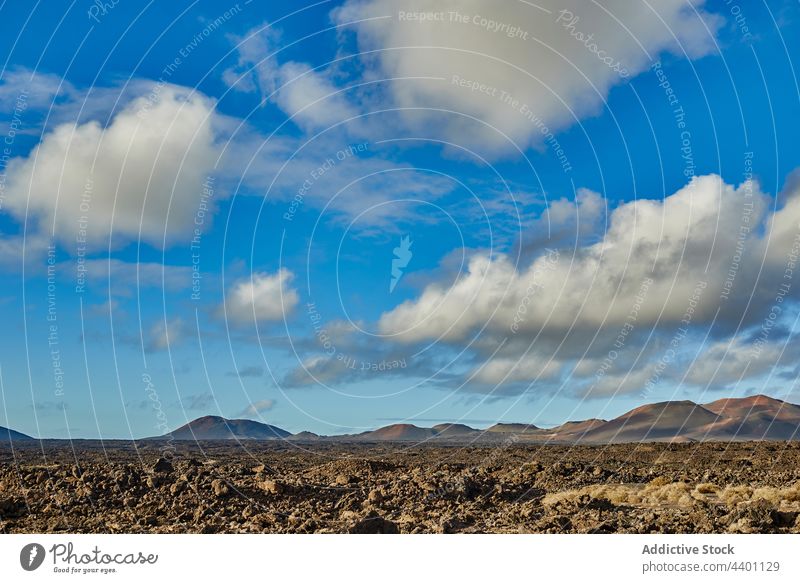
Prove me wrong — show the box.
[379,175,769,342]
[333,0,722,153]
[2,85,221,249]
[373,172,800,393]
[224,269,299,326]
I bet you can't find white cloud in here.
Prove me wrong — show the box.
[274,61,359,131]
[684,337,784,387]
[0,68,75,111]
[224,24,358,131]
[2,85,221,249]
[238,399,276,416]
[334,0,722,153]
[223,23,282,97]
[224,269,299,326]
[379,174,767,343]
[370,172,800,394]
[471,354,561,385]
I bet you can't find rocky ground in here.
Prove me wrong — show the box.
[2,440,800,533]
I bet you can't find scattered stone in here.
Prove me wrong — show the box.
[349,511,399,534]
[2,443,800,533]
[211,479,230,497]
[153,458,173,474]
[169,480,186,496]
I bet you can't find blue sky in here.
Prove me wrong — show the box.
[1,0,800,438]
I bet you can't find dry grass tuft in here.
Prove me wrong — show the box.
[543,481,800,511]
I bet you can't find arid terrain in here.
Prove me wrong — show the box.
[2,440,800,534]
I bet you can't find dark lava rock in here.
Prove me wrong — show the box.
[349,511,399,534]
[153,458,174,474]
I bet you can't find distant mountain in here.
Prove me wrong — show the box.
[288,431,321,441]
[432,423,479,437]
[349,395,800,444]
[702,395,800,440]
[356,424,437,441]
[162,416,292,440]
[578,401,723,443]
[547,419,606,439]
[486,423,541,434]
[354,422,484,441]
[15,395,800,443]
[1,425,33,442]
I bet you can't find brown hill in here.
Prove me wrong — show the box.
[164,416,291,440]
[357,424,436,441]
[701,394,800,440]
[432,423,478,437]
[288,431,321,441]
[579,401,724,443]
[1,425,33,442]
[486,423,542,434]
[549,419,606,439]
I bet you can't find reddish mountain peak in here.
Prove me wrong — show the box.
[704,394,789,415]
[432,423,476,434]
[620,400,706,418]
[366,424,434,440]
[487,422,541,432]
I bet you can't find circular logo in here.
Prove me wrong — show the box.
[20,543,46,571]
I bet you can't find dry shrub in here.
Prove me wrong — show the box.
[544,481,695,509]
[718,485,754,506]
[694,482,719,494]
[640,481,693,506]
[750,483,800,510]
